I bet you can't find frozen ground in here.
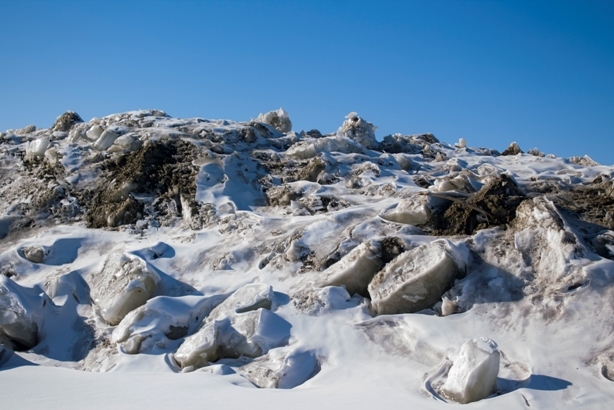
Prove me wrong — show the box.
[1,109,614,408]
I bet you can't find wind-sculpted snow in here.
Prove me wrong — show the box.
[2,109,614,408]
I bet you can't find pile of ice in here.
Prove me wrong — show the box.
[1,107,614,408]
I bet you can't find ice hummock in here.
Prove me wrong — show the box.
[440,338,500,404]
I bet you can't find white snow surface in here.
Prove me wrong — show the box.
[1,109,614,408]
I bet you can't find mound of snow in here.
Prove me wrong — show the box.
[207,283,274,320]
[174,308,291,369]
[368,240,466,314]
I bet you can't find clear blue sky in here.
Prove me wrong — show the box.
[1,0,613,163]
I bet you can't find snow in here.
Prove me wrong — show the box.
[1,109,614,409]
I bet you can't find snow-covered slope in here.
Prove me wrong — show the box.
[1,109,614,409]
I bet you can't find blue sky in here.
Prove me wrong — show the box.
[1,0,613,163]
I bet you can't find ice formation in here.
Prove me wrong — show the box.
[1,108,614,407]
[0,276,44,349]
[173,284,290,369]
[368,240,465,314]
[240,349,320,389]
[255,108,292,133]
[337,112,378,149]
[380,196,432,226]
[90,253,160,325]
[441,338,500,404]
[317,241,383,296]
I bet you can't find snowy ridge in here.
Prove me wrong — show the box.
[1,109,614,408]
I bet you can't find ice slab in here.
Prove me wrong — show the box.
[318,241,383,296]
[0,276,44,349]
[380,196,432,226]
[240,349,320,389]
[93,129,119,151]
[206,283,274,322]
[113,295,221,354]
[441,338,500,404]
[90,254,160,325]
[368,240,465,314]
[25,136,50,159]
[174,308,291,369]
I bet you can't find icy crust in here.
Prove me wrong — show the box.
[368,240,466,314]
[440,338,500,404]
[90,253,160,325]
[0,276,45,349]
